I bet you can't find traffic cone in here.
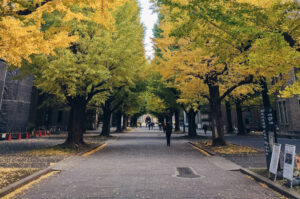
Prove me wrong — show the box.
[49,129,51,136]
[44,130,47,136]
[39,130,42,137]
[18,132,21,140]
[26,132,30,139]
[8,133,11,141]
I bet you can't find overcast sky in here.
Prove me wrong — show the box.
[137,0,158,60]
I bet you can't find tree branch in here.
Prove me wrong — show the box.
[219,75,254,102]
[16,0,53,16]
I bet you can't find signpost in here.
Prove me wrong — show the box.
[260,107,276,169]
[269,143,281,181]
[283,144,296,188]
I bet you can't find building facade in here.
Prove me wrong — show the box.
[0,62,33,132]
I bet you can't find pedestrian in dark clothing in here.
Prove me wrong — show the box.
[165,122,172,146]
[148,122,151,130]
[159,123,162,131]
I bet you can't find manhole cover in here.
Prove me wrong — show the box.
[176,167,201,178]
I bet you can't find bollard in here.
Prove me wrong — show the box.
[39,130,42,137]
[8,133,11,141]
[18,132,21,140]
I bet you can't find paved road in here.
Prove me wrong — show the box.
[15,128,281,199]
[227,136,300,155]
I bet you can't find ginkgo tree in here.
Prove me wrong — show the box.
[154,0,299,145]
[0,0,80,66]
[0,0,132,66]
[20,0,145,146]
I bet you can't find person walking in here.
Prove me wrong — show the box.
[165,122,172,147]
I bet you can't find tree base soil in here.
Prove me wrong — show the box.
[193,140,259,155]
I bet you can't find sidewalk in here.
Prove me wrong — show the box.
[192,135,300,169]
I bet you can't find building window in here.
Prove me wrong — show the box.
[278,101,288,124]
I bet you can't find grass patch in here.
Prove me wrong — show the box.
[250,168,300,195]
[195,140,258,155]
[0,168,39,189]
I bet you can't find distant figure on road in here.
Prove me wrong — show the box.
[158,123,162,130]
[165,122,172,147]
[203,124,208,135]
[151,122,154,130]
[145,116,151,130]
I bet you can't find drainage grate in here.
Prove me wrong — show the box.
[176,167,200,178]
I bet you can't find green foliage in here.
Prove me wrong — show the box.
[21,0,145,106]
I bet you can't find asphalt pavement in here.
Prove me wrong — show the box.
[14,128,282,199]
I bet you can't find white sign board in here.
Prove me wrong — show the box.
[283,144,296,181]
[269,143,281,175]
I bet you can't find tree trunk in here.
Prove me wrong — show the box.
[174,109,180,132]
[66,97,87,146]
[130,116,137,127]
[225,101,234,134]
[122,114,127,130]
[187,109,197,137]
[115,110,122,132]
[101,106,112,136]
[158,116,164,124]
[261,79,278,142]
[209,84,226,146]
[166,112,173,126]
[236,101,245,135]
[260,79,278,169]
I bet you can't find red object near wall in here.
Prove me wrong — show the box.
[44,130,47,136]
[8,133,11,141]
[26,132,30,139]
[18,132,21,140]
[39,130,42,137]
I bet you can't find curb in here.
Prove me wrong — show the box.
[79,142,106,156]
[0,167,55,198]
[240,168,300,199]
[188,142,216,156]
[0,142,105,198]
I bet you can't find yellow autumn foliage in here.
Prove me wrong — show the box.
[196,140,258,155]
[0,0,128,66]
